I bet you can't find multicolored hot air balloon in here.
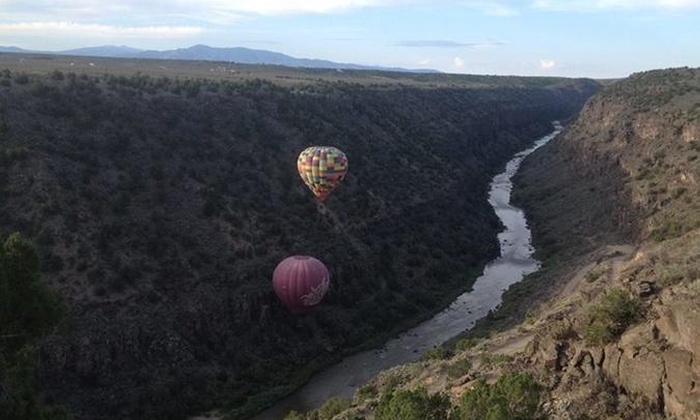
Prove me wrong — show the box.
[297,146,348,201]
[272,255,330,314]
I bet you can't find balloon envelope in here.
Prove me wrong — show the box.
[297,146,348,201]
[272,256,330,313]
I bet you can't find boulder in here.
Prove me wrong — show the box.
[616,325,665,406]
[663,348,700,419]
[655,297,700,355]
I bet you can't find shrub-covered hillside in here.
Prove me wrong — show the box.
[0,67,599,419]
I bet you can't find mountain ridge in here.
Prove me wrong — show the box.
[0,44,438,73]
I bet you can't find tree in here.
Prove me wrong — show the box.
[0,233,70,419]
[375,387,451,420]
[583,289,641,345]
[452,372,543,420]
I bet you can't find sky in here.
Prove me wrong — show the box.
[1,0,699,78]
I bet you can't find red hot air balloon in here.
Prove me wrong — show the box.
[272,256,330,313]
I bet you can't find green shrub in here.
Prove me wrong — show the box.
[382,374,403,393]
[356,383,378,403]
[582,289,641,345]
[283,410,306,420]
[585,268,604,283]
[479,353,513,366]
[316,397,351,420]
[651,219,685,242]
[375,387,451,420]
[549,320,578,340]
[421,346,453,361]
[454,338,480,352]
[452,372,543,420]
[445,358,472,379]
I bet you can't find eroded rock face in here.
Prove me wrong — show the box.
[598,295,700,420]
[664,348,699,419]
[609,324,665,408]
[656,289,700,354]
[561,286,698,420]
[655,287,700,420]
[529,305,698,419]
[516,244,697,419]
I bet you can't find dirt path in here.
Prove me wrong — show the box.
[484,244,635,359]
[558,244,635,298]
[491,332,536,356]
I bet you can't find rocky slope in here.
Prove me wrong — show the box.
[312,68,699,420]
[0,67,599,419]
[521,67,700,420]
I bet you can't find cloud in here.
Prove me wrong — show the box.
[0,22,204,38]
[0,0,131,20]
[453,56,465,67]
[532,0,700,11]
[194,0,520,16]
[397,39,505,48]
[471,1,520,15]
[399,40,474,48]
[0,0,390,22]
[0,1,524,25]
[0,1,520,49]
[539,59,556,69]
[418,58,432,65]
[184,0,381,16]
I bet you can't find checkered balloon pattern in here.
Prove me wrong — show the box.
[297,146,348,201]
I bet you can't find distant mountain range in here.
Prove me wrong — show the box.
[0,44,437,73]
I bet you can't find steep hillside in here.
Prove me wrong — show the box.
[514,67,700,419]
[0,68,599,419]
[310,68,700,420]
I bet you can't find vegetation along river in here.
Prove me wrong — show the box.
[252,123,563,419]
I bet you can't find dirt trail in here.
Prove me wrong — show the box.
[491,332,535,356]
[558,244,635,298]
[487,244,635,358]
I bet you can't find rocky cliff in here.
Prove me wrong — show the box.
[309,68,699,420]
[520,67,700,420]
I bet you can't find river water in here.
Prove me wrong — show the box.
[251,124,562,420]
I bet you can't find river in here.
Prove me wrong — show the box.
[250,123,562,420]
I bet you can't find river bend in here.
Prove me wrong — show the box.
[251,124,563,419]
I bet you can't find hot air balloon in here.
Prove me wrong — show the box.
[297,146,348,201]
[272,255,330,313]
